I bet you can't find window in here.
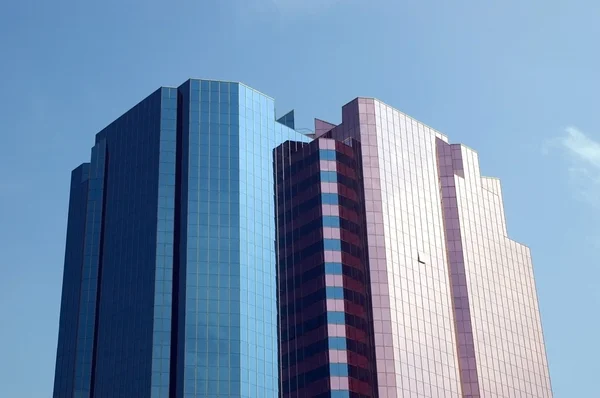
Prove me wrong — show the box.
[326,286,344,299]
[325,262,343,274]
[319,149,336,161]
[329,363,349,377]
[328,337,347,350]
[320,171,338,183]
[321,193,338,205]
[324,239,342,251]
[322,216,340,228]
[331,391,350,398]
[327,311,345,324]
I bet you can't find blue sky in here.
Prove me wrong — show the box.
[0,0,598,396]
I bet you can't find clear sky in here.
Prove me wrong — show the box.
[0,0,598,396]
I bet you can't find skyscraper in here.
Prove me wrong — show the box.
[53,79,309,398]
[275,99,552,398]
[54,80,552,398]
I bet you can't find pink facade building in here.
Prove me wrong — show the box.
[275,98,552,398]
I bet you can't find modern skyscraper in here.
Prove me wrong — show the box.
[275,99,552,398]
[53,79,310,398]
[53,80,552,398]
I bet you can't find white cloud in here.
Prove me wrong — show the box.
[562,127,600,168]
[556,127,600,206]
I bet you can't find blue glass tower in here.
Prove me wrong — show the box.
[53,79,310,398]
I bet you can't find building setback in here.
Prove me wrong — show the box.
[275,99,552,398]
[53,80,552,398]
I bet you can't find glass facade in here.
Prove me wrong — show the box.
[91,88,177,398]
[54,79,309,398]
[275,138,378,398]
[74,140,106,398]
[175,80,310,398]
[275,99,552,398]
[54,82,551,398]
[437,141,553,397]
[53,164,89,398]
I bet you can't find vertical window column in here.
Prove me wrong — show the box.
[319,139,350,397]
[150,88,178,398]
[74,140,106,398]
